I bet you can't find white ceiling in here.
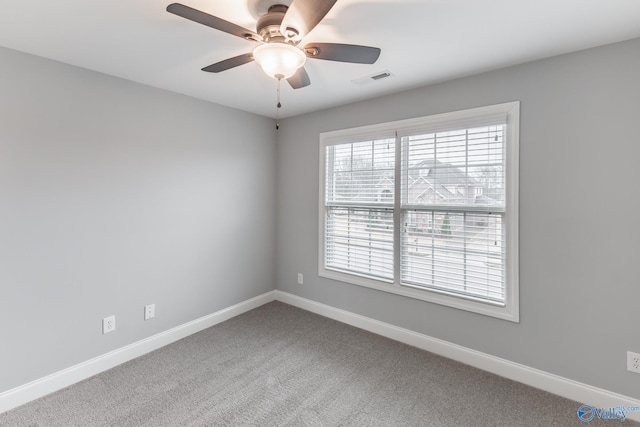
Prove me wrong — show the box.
[1,0,639,119]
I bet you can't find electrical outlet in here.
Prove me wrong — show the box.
[102,315,116,334]
[297,273,304,284]
[628,351,640,374]
[144,304,155,320]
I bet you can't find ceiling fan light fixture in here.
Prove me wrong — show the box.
[253,42,306,80]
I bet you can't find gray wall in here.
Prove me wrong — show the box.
[276,38,640,399]
[2,36,639,401]
[0,47,277,393]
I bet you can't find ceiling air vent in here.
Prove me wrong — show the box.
[351,70,394,86]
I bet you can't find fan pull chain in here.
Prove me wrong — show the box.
[275,74,283,130]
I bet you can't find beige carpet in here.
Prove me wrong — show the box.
[2,301,637,426]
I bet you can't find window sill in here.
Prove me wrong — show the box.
[319,267,519,322]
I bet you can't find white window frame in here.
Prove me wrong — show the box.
[319,102,519,322]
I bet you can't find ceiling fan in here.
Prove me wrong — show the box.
[166,0,381,89]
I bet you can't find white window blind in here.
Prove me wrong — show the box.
[400,125,505,303]
[319,102,519,321]
[324,138,395,281]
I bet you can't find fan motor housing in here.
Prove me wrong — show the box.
[257,4,299,43]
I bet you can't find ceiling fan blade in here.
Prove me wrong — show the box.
[287,67,311,89]
[303,43,381,64]
[167,3,261,42]
[202,53,254,73]
[279,0,337,40]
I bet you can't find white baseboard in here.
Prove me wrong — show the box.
[4,289,639,423]
[274,290,640,423]
[0,291,276,415]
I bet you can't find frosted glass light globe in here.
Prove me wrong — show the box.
[253,43,306,80]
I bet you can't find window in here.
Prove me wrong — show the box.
[319,102,519,321]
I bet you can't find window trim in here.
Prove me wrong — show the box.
[318,102,519,322]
